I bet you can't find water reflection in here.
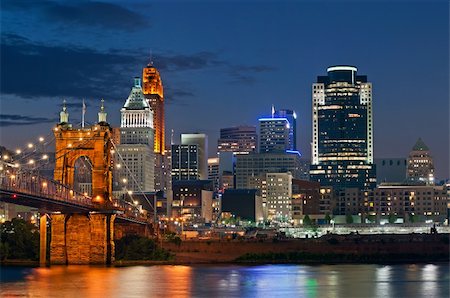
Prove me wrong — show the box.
[0,264,448,298]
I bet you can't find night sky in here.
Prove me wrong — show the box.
[0,0,448,179]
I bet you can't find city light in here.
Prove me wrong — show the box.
[27,143,34,149]
[39,137,45,142]
[16,149,21,154]
[42,154,48,160]
[28,159,35,165]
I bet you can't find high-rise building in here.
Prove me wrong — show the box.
[407,138,435,185]
[208,157,220,191]
[375,158,407,184]
[274,109,297,151]
[263,172,293,222]
[258,117,290,153]
[114,78,155,192]
[181,133,208,180]
[142,62,164,154]
[310,66,376,190]
[171,144,199,181]
[217,125,257,154]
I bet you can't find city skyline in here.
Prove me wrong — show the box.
[0,1,448,178]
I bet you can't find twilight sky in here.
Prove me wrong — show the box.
[0,0,448,179]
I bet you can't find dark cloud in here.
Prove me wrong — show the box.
[1,33,138,100]
[0,114,58,127]
[2,0,149,31]
[0,33,276,102]
[164,85,195,106]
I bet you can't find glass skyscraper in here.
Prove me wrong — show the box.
[310,66,376,190]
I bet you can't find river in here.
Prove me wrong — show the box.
[1,263,449,297]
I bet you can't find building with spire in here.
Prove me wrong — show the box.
[407,138,435,185]
[142,61,166,191]
[114,78,155,193]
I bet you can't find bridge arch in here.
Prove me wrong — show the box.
[53,124,113,205]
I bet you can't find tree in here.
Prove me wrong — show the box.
[388,213,397,224]
[303,215,312,226]
[345,214,354,224]
[324,213,332,224]
[0,218,39,260]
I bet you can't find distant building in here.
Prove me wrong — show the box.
[258,117,290,153]
[274,109,297,151]
[181,133,208,180]
[114,78,155,193]
[375,158,407,184]
[407,138,435,185]
[171,144,200,181]
[235,151,302,189]
[171,180,214,223]
[368,185,448,223]
[208,157,220,191]
[217,126,257,154]
[310,66,376,190]
[263,172,293,222]
[221,189,263,222]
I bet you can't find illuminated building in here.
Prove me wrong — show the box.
[208,157,220,191]
[258,117,290,153]
[406,138,435,185]
[274,109,297,151]
[221,189,263,222]
[310,66,376,190]
[142,62,164,154]
[217,125,257,154]
[263,172,293,222]
[171,180,213,223]
[114,78,155,192]
[171,144,199,181]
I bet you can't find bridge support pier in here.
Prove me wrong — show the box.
[49,212,116,265]
[39,214,48,267]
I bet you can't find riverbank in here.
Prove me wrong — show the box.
[2,233,448,266]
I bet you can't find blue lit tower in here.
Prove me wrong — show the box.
[274,109,297,151]
[310,66,376,190]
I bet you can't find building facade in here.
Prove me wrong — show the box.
[375,158,407,184]
[274,109,297,151]
[407,138,435,185]
[258,117,290,153]
[217,125,257,154]
[114,78,155,193]
[310,65,376,190]
[181,133,208,180]
[235,151,302,189]
[171,180,214,223]
[171,144,199,182]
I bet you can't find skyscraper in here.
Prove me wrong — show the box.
[217,125,257,154]
[258,117,290,153]
[407,138,435,185]
[310,66,376,190]
[114,78,155,192]
[274,109,297,151]
[181,133,208,180]
[171,144,199,181]
[142,62,164,154]
[142,62,165,191]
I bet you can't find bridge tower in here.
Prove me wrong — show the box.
[53,100,113,205]
[46,100,116,265]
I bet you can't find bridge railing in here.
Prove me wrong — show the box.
[0,173,94,208]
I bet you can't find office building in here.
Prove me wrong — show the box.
[171,180,214,223]
[217,125,257,154]
[114,78,155,192]
[258,117,290,153]
[171,144,199,181]
[208,157,220,191]
[263,172,293,222]
[407,138,435,185]
[274,109,297,151]
[310,65,376,190]
[235,151,302,189]
[181,133,208,180]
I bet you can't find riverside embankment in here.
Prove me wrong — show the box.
[161,233,449,264]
